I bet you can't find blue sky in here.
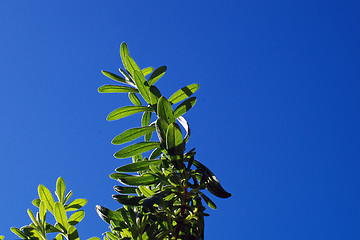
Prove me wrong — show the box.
[1,1,359,239]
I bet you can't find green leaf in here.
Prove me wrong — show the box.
[39,201,46,225]
[141,67,154,76]
[67,225,79,240]
[166,123,184,156]
[193,160,231,198]
[65,198,87,211]
[55,233,63,240]
[87,238,101,240]
[138,186,155,197]
[149,85,162,105]
[96,205,124,224]
[112,126,155,145]
[120,42,130,71]
[141,111,151,127]
[199,192,217,209]
[173,97,197,118]
[119,174,159,186]
[10,227,28,239]
[32,198,41,208]
[149,148,162,160]
[114,142,160,159]
[64,190,73,204]
[106,232,118,240]
[56,177,66,204]
[128,93,141,106]
[98,85,138,93]
[155,118,169,143]
[133,70,151,103]
[27,209,38,226]
[157,97,175,124]
[126,55,142,75]
[0,236,4,240]
[45,223,60,233]
[112,194,145,206]
[142,190,173,209]
[109,172,132,180]
[54,202,68,230]
[102,70,134,86]
[38,184,55,214]
[107,106,152,121]
[148,66,167,86]
[113,186,138,194]
[169,84,199,104]
[115,159,162,172]
[68,210,85,226]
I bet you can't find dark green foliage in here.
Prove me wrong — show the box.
[97,42,231,240]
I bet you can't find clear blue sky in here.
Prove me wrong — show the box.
[1,1,359,239]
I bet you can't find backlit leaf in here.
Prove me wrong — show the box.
[119,174,159,186]
[169,84,199,104]
[148,66,167,86]
[54,202,68,230]
[173,97,197,118]
[107,106,152,121]
[141,67,154,76]
[133,70,151,103]
[68,210,85,226]
[112,126,155,145]
[38,184,55,213]
[157,97,175,124]
[65,199,87,211]
[56,177,66,204]
[128,93,141,106]
[114,142,160,159]
[98,85,138,93]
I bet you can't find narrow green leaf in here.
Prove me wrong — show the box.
[32,198,41,208]
[120,42,130,71]
[38,184,55,213]
[126,56,142,76]
[107,106,152,121]
[141,111,151,127]
[128,93,142,106]
[148,66,167,86]
[119,173,159,186]
[55,233,63,240]
[56,177,66,204]
[115,159,162,172]
[64,190,73,204]
[138,186,155,197]
[199,192,217,209]
[113,186,138,194]
[149,148,162,160]
[98,85,138,93]
[142,190,173,209]
[155,118,169,143]
[112,126,155,145]
[67,225,79,240]
[105,232,118,240]
[96,205,124,224]
[169,84,199,104]
[27,209,38,226]
[39,201,46,225]
[65,198,87,211]
[157,97,175,124]
[45,223,60,233]
[102,70,134,86]
[133,70,151,103]
[109,172,131,180]
[173,97,197,118]
[68,210,85,226]
[10,227,28,239]
[141,67,154,76]
[112,194,145,206]
[193,160,231,198]
[166,123,184,156]
[54,202,68,230]
[114,142,160,159]
[87,238,101,240]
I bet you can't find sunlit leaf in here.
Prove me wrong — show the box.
[98,85,138,93]
[149,85,162,105]
[38,184,55,213]
[139,186,155,197]
[173,97,197,118]
[157,97,175,124]
[169,84,199,104]
[68,210,85,226]
[65,199,87,211]
[113,186,138,194]
[141,67,154,77]
[148,66,167,85]
[155,118,169,143]
[132,70,151,103]
[32,198,41,208]
[56,177,66,204]
[112,126,155,145]
[54,202,68,230]
[96,205,124,224]
[114,142,160,159]
[67,225,79,240]
[102,70,134,86]
[128,93,141,106]
[120,42,130,71]
[107,106,152,121]
[10,227,28,239]
[115,159,162,172]
[166,123,184,156]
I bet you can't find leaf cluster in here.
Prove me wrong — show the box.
[96,43,231,240]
